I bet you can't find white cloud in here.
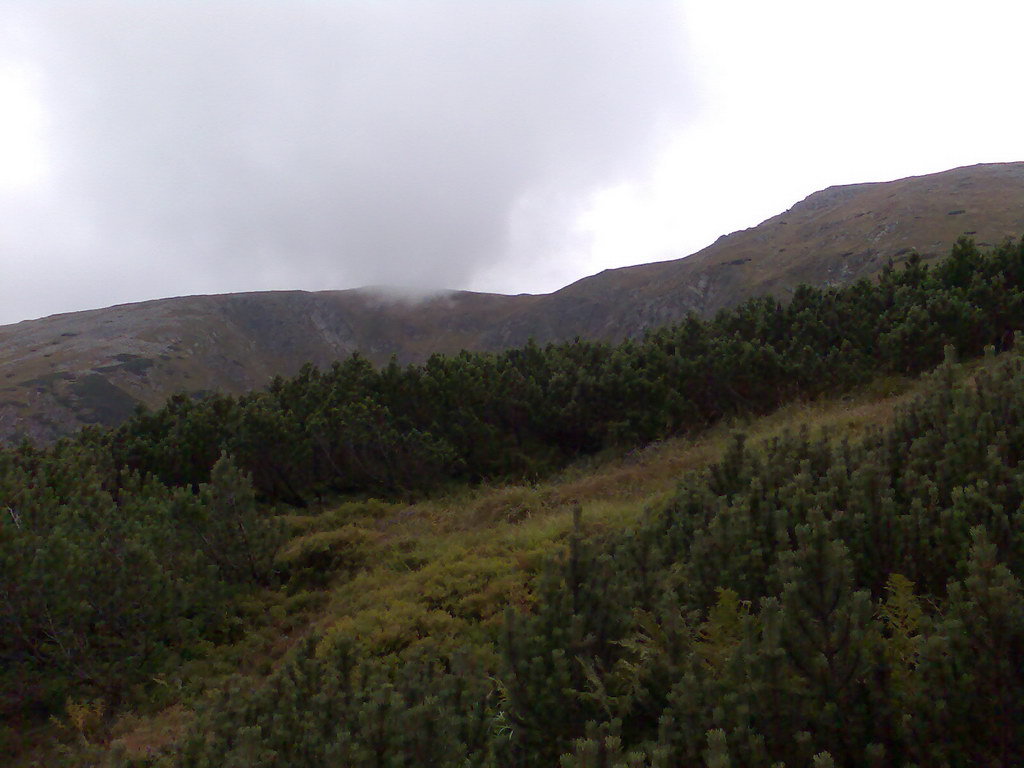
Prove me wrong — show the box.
[566,0,1024,283]
[0,1,691,323]
[0,1,1021,324]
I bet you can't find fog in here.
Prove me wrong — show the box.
[0,2,691,323]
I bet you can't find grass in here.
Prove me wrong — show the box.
[302,372,929,666]
[15,368,937,766]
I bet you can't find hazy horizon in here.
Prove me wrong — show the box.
[1,1,1021,325]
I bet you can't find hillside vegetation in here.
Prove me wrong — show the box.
[3,236,1024,765]
[3,162,1023,444]
[104,237,1024,504]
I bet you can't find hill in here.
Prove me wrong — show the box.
[5,232,1024,765]
[2,161,1022,443]
[1,367,930,766]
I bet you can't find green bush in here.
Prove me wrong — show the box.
[275,525,381,588]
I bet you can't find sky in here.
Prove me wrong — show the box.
[0,1,1021,325]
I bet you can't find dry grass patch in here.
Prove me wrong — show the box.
[109,704,193,763]
[311,372,938,665]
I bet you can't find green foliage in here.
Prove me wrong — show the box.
[877,573,923,695]
[177,638,495,768]
[7,234,1024,765]
[275,524,380,589]
[0,445,281,719]
[483,346,1024,766]
[180,342,1024,766]
[101,237,1024,507]
[184,452,285,586]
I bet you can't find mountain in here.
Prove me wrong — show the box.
[2,161,1023,443]
[517,160,1024,340]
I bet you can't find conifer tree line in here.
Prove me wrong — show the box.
[179,346,1024,767]
[106,236,1024,503]
[2,235,1024,754]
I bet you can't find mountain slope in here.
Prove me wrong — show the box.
[507,161,1024,342]
[1,161,1022,443]
[0,290,540,442]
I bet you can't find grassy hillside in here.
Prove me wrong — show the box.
[7,367,924,767]
[13,351,1020,767]
[455,162,1024,345]
[5,235,1024,765]
[159,354,1024,766]
[0,290,540,444]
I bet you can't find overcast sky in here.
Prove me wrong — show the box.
[0,1,1021,325]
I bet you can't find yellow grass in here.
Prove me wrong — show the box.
[309,372,928,662]
[32,368,937,765]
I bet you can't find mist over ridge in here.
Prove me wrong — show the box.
[1,161,1023,445]
[0,2,691,324]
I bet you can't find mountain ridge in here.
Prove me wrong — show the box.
[2,161,1023,443]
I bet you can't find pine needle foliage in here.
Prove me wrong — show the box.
[179,343,1024,766]
[5,235,1024,764]
[103,237,1024,505]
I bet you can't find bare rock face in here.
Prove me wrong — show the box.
[2,162,1023,443]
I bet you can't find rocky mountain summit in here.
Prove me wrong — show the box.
[2,162,1023,443]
